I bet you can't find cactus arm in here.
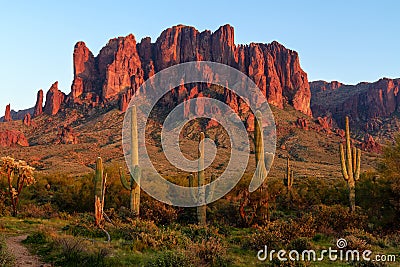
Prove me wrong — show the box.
[340,143,349,181]
[119,167,131,190]
[354,148,361,181]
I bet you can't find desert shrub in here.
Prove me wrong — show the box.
[0,190,11,216]
[344,235,370,251]
[64,223,105,239]
[207,199,240,226]
[190,237,229,266]
[357,172,398,231]
[372,135,400,231]
[146,250,192,267]
[53,236,110,267]
[40,174,93,213]
[19,203,58,219]
[383,231,400,248]
[244,226,282,251]
[141,199,178,225]
[311,205,367,235]
[343,228,379,246]
[24,231,49,244]
[108,219,189,251]
[25,231,111,267]
[180,224,222,243]
[0,236,14,267]
[287,237,314,252]
[61,213,107,239]
[244,214,316,250]
[294,177,348,208]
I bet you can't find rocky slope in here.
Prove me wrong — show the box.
[311,78,400,142]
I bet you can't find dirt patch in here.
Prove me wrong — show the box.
[6,235,50,267]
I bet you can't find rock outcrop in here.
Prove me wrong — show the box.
[295,117,309,130]
[44,82,65,115]
[316,116,333,133]
[69,24,312,116]
[0,130,29,147]
[23,113,31,127]
[33,89,43,117]
[55,126,79,144]
[71,42,98,100]
[4,104,11,122]
[361,134,381,153]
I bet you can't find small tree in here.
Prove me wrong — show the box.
[0,156,36,216]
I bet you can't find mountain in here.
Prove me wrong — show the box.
[64,24,311,116]
[310,78,400,142]
[0,24,393,177]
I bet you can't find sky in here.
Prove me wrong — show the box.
[0,0,399,111]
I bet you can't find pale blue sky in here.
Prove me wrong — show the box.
[0,0,398,111]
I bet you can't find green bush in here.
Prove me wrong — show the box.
[180,224,222,243]
[311,205,367,235]
[146,250,192,267]
[287,237,313,252]
[23,231,49,245]
[141,200,178,226]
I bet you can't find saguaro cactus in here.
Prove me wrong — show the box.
[120,105,141,216]
[254,111,267,181]
[339,116,361,213]
[254,110,269,221]
[283,157,294,206]
[188,132,216,225]
[94,157,107,227]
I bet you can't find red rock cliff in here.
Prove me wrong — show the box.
[69,25,312,116]
[44,82,65,115]
[4,104,11,122]
[33,89,43,117]
[71,42,98,100]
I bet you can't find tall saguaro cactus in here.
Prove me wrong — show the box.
[188,132,216,225]
[254,111,267,181]
[339,116,361,213]
[94,157,107,227]
[283,157,294,206]
[254,110,270,221]
[120,105,141,216]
